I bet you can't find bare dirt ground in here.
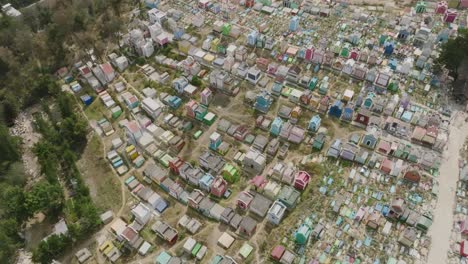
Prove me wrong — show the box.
[9,107,50,251]
[9,106,42,184]
[427,111,468,264]
[23,213,53,250]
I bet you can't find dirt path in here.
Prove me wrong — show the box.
[119,75,144,99]
[180,117,219,160]
[57,89,129,264]
[69,88,128,218]
[427,111,468,264]
[250,227,263,264]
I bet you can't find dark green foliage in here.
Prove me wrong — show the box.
[33,141,60,183]
[0,13,12,28]
[109,0,124,15]
[73,13,87,32]
[0,218,22,262]
[0,58,9,79]
[26,182,64,217]
[0,123,21,168]
[190,76,202,87]
[0,183,30,221]
[57,93,74,119]
[60,116,88,147]
[1,162,27,186]
[32,234,71,264]
[99,11,122,39]
[0,95,20,126]
[28,92,101,263]
[64,197,101,239]
[0,180,64,222]
[37,6,53,28]
[24,75,61,108]
[160,45,173,56]
[436,29,468,80]
[0,0,128,261]
[0,123,24,262]
[0,0,38,8]
[0,0,124,121]
[135,57,146,65]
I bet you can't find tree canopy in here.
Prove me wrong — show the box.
[436,28,468,80]
[0,0,124,126]
[25,181,64,217]
[0,124,21,169]
[0,0,128,261]
[32,234,71,264]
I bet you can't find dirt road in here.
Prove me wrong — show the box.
[427,111,468,264]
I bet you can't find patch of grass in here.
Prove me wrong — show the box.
[341,160,353,168]
[140,226,155,242]
[77,135,122,212]
[84,99,107,121]
[448,0,459,8]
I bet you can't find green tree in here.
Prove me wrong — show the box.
[70,197,101,236]
[109,0,124,15]
[0,16,16,47]
[190,76,202,87]
[57,93,75,118]
[99,11,122,40]
[0,184,30,221]
[60,115,88,146]
[1,162,27,186]
[72,12,87,32]
[33,234,71,264]
[33,75,60,101]
[0,95,20,126]
[436,29,468,80]
[0,218,21,263]
[0,123,20,167]
[0,0,129,261]
[34,140,57,159]
[37,6,53,27]
[25,182,64,217]
[0,57,9,79]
